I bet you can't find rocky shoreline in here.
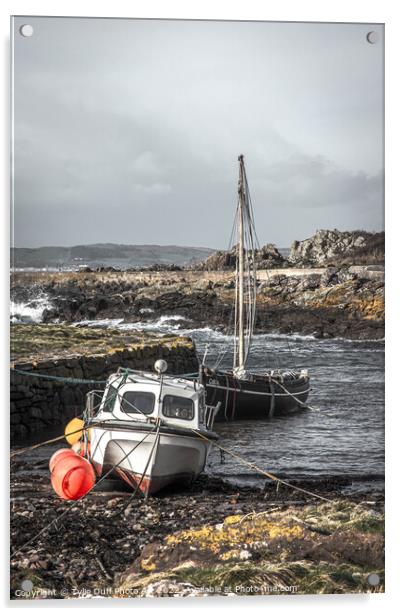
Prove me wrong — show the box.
[9,230,385,599]
[11,264,384,340]
[10,450,384,599]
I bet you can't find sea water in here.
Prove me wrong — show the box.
[11,305,384,491]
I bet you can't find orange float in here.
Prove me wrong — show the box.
[49,448,76,473]
[64,417,85,445]
[51,453,96,500]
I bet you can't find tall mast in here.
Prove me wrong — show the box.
[237,154,245,370]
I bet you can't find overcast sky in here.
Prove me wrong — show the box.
[12,17,384,249]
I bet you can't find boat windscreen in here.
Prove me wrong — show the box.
[162,395,194,420]
[102,384,119,413]
[121,391,155,415]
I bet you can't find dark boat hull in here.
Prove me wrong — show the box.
[203,371,310,420]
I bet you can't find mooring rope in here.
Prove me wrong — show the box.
[117,420,162,515]
[11,424,85,458]
[190,428,332,503]
[270,378,317,412]
[10,372,155,460]
[11,372,124,459]
[11,359,330,542]
[10,418,123,459]
[11,368,107,385]
[11,425,158,559]
[10,367,198,385]
[10,366,199,459]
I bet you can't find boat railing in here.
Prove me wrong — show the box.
[205,402,221,430]
[85,390,105,419]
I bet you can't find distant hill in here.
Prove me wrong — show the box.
[11,244,215,270]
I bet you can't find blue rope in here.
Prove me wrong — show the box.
[10,368,198,385]
[10,368,107,385]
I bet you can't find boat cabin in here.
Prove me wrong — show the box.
[92,370,217,432]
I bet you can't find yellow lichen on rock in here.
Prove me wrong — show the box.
[301,281,384,321]
[219,549,246,561]
[349,296,384,320]
[224,515,243,525]
[141,557,156,572]
[165,513,304,557]
[116,500,384,596]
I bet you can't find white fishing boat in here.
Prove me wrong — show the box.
[87,360,219,496]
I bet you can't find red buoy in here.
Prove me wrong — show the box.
[49,448,76,474]
[51,453,95,500]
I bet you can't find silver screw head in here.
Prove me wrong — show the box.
[366,31,379,44]
[19,24,34,37]
[21,579,33,591]
[367,573,380,586]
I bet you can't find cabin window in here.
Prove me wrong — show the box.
[102,384,119,413]
[162,395,194,421]
[121,391,155,415]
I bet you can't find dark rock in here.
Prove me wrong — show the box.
[195,243,285,271]
[288,230,384,267]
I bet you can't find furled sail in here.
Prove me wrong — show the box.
[233,155,259,372]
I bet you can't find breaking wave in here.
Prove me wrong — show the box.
[10,296,53,324]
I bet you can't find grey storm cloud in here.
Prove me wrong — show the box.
[257,154,383,208]
[12,17,384,248]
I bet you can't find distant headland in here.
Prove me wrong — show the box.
[11,229,384,271]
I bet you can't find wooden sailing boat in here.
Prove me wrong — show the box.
[199,155,310,420]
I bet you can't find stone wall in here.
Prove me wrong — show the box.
[10,342,199,443]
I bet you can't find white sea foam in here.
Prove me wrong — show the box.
[71,314,191,333]
[10,297,53,324]
[119,314,190,332]
[61,313,384,347]
[264,332,317,341]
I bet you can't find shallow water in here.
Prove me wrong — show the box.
[191,329,385,488]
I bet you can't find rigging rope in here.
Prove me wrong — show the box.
[190,428,331,503]
[11,425,159,559]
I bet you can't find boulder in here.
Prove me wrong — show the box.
[288,230,384,267]
[196,243,285,271]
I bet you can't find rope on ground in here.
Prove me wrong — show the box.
[11,425,158,559]
[191,428,332,503]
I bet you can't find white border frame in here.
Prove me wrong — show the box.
[2,1,399,613]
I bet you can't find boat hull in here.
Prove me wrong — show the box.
[204,372,310,420]
[90,424,212,496]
